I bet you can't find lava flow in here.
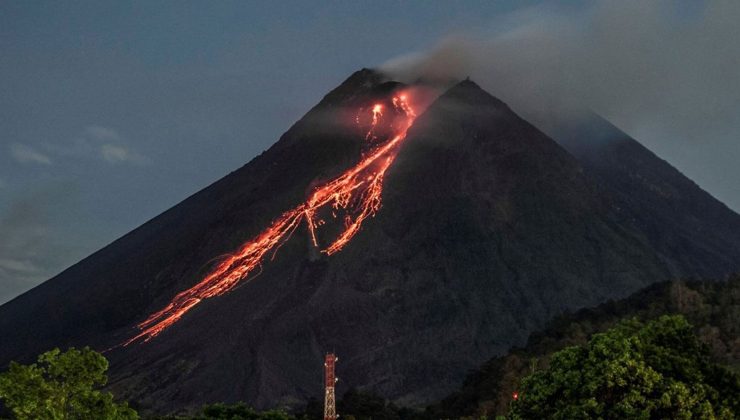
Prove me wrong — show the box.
[124,92,418,345]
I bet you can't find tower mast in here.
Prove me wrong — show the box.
[324,353,338,420]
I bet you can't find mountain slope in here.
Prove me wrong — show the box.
[0,70,738,414]
[548,113,740,277]
[0,68,398,371]
[427,275,740,418]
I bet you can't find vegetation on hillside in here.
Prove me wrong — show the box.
[0,347,138,420]
[1,275,737,419]
[151,402,294,420]
[429,275,740,418]
[509,315,739,419]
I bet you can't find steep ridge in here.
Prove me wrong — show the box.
[0,68,398,360]
[340,80,673,402]
[549,114,740,277]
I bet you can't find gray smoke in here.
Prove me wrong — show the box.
[381,0,740,211]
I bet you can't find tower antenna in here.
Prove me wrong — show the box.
[323,353,338,420]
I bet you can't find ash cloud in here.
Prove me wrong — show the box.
[381,1,740,211]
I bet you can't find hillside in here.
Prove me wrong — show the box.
[428,274,740,418]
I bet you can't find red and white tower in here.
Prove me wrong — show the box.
[323,353,338,420]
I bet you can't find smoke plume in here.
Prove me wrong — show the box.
[381,0,740,210]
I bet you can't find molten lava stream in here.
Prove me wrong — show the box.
[123,93,418,346]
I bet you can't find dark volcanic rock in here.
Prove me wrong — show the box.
[0,71,738,414]
[549,114,740,277]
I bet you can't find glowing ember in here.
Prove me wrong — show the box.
[124,92,417,345]
[365,103,384,142]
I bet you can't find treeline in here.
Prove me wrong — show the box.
[150,389,417,420]
[428,274,740,418]
[1,275,738,419]
[153,297,740,419]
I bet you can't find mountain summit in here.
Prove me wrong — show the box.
[1,70,738,413]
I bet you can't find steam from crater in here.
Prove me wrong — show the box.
[380,0,740,210]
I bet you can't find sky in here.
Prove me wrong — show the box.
[1,1,738,304]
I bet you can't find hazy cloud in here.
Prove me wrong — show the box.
[43,125,150,165]
[85,125,121,142]
[99,143,147,164]
[382,1,740,126]
[0,192,52,303]
[381,0,740,210]
[99,144,128,163]
[10,143,52,165]
[0,185,86,304]
[85,125,150,165]
[0,258,43,274]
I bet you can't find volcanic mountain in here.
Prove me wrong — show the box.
[1,69,739,414]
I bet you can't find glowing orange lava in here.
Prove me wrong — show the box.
[124,92,417,345]
[365,104,383,141]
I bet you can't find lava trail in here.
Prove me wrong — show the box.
[124,92,417,345]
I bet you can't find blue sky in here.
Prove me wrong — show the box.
[1,1,737,303]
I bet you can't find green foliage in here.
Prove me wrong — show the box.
[0,347,138,420]
[509,315,740,419]
[201,403,292,420]
[296,397,322,420]
[428,276,740,418]
[338,388,401,420]
[153,402,294,420]
[292,390,421,420]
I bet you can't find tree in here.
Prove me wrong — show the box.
[198,403,293,420]
[152,402,295,420]
[0,347,138,420]
[509,315,739,419]
[336,388,415,420]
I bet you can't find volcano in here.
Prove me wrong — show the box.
[1,69,739,413]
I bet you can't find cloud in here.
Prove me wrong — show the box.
[380,0,740,211]
[381,1,740,132]
[99,143,146,164]
[85,125,121,142]
[0,258,44,274]
[83,125,150,165]
[42,125,150,165]
[0,191,52,303]
[10,143,52,165]
[0,185,85,304]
